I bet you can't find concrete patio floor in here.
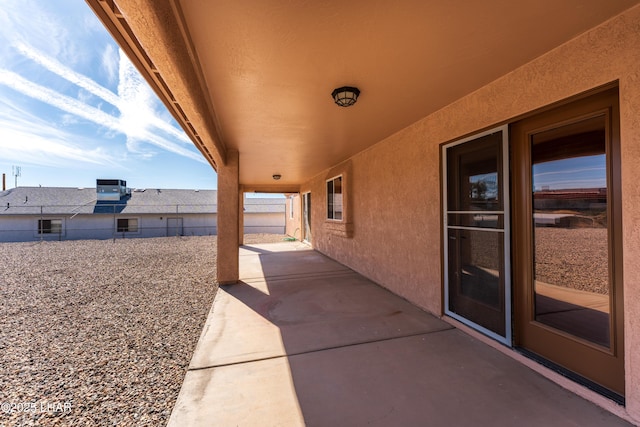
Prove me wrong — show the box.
[168,242,632,426]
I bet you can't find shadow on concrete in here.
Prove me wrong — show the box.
[169,242,632,426]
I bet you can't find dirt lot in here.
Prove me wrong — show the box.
[0,234,285,426]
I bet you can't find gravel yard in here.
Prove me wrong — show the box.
[0,229,612,425]
[0,234,286,426]
[534,227,609,295]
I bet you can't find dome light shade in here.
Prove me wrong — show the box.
[331,86,360,107]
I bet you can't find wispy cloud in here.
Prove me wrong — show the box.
[534,167,606,178]
[0,0,205,172]
[0,100,119,167]
[114,50,193,144]
[0,69,120,129]
[0,131,115,168]
[12,41,193,146]
[116,50,196,154]
[13,41,119,109]
[101,44,118,85]
[0,69,206,163]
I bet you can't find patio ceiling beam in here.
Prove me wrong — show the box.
[85,0,227,169]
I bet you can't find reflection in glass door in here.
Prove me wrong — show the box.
[443,125,511,344]
[512,88,624,399]
[532,116,611,347]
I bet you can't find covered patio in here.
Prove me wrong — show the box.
[168,242,632,426]
[86,1,640,423]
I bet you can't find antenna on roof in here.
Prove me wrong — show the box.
[11,166,21,188]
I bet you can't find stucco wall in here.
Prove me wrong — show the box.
[303,5,640,420]
[285,194,302,239]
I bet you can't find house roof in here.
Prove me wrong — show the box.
[0,187,284,215]
[87,0,640,190]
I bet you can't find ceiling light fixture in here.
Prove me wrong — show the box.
[272,174,281,180]
[331,86,360,107]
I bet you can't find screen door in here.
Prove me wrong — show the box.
[443,125,511,344]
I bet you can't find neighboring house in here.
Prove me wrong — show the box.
[81,2,640,422]
[243,197,287,234]
[0,181,285,242]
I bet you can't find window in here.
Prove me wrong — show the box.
[117,218,138,233]
[38,219,62,234]
[326,176,343,220]
[323,163,352,237]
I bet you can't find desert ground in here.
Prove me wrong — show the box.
[0,234,285,426]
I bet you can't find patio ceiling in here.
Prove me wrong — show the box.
[88,0,639,189]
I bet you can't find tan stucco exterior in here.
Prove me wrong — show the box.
[217,150,240,284]
[295,6,640,420]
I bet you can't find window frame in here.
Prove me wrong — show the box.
[117,218,139,233]
[37,218,63,235]
[326,174,344,221]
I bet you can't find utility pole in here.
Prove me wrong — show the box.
[12,166,21,188]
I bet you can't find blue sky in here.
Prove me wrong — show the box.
[533,155,606,191]
[0,0,218,191]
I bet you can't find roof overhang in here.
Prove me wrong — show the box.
[86,0,640,188]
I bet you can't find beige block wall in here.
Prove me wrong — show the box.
[302,5,640,420]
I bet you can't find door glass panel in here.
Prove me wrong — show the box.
[445,129,508,339]
[449,228,503,309]
[531,115,611,348]
[447,142,502,212]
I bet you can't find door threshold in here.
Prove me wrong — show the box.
[442,316,635,424]
[516,347,624,406]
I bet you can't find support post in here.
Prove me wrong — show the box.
[238,188,244,246]
[216,150,240,284]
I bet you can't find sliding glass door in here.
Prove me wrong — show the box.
[442,88,624,400]
[511,88,624,399]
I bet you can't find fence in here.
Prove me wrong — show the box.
[0,203,286,242]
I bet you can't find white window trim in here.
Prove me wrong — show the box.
[326,174,344,222]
